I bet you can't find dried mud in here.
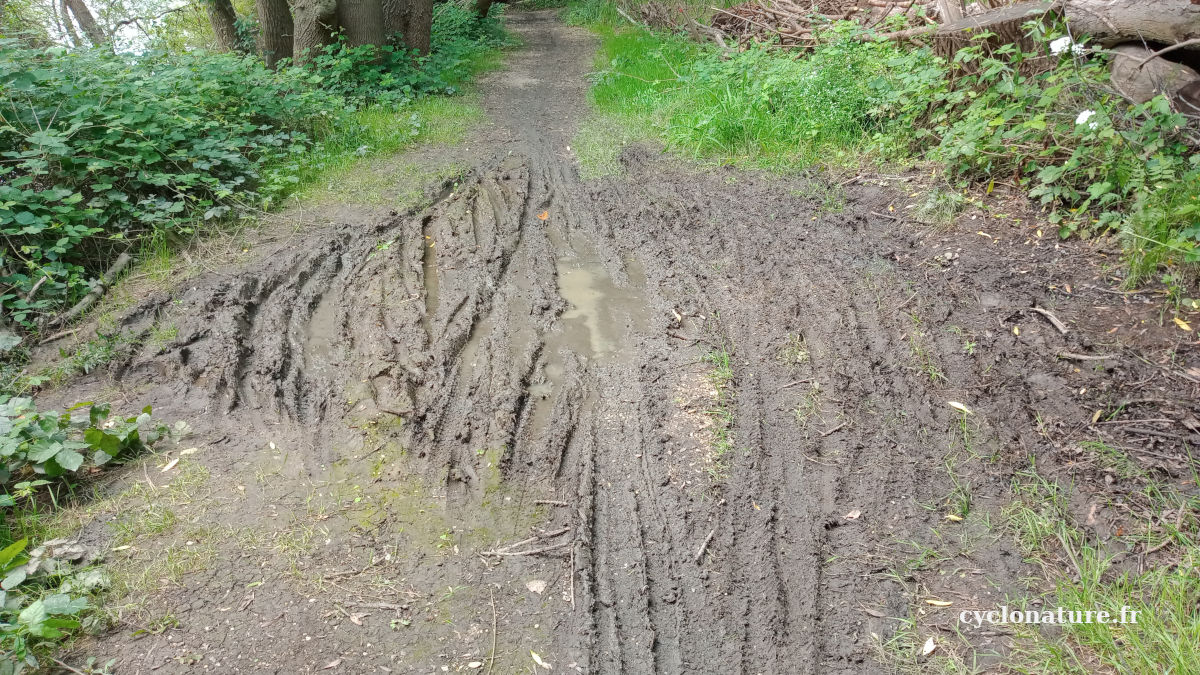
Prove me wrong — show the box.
[51,10,1200,675]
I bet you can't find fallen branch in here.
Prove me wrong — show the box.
[1029,306,1068,335]
[482,539,574,557]
[1058,352,1118,361]
[820,422,847,437]
[49,252,132,328]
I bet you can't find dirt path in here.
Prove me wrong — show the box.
[55,10,1200,675]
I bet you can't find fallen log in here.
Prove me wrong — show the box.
[1065,0,1200,51]
[1108,43,1200,109]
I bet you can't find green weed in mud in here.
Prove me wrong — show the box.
[702,346,735,481]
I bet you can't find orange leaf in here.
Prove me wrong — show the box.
[537,211,549,221]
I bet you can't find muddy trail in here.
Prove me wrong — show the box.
[49,10,1200,675]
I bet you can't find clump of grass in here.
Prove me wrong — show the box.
[702,346,735,480]
[915,186,966,225]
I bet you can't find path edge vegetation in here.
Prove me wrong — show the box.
[0,5,513,671]
[564,1,1199,673]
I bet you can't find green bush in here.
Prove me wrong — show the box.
[0,4,509,328]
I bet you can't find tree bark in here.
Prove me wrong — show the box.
[1065,0,1200,50]
[62,0,105,46]
[381,0,409,41]
[934,1,1060,72]
[474,0,494,19]
[205,0,242,52]
[336,0,386,48]
[291,0,337,63]
[256,0,294,67]
[59,0,82,46]
[402,0,432,55]
[936,0,964,23]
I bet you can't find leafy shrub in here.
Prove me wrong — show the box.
[0,397,166,483]
[0,5,509,327]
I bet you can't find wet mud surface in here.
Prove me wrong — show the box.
[54,10,1200,675]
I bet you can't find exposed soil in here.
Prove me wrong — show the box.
[42,9,1200,674]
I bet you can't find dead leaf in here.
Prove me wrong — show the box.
[179,447,200,456]
[468,662,483,669]
[860,606,886,618]
[526,579,547,595]
[161,458,179,473]
[321,659,342,670]
[531,650,552,670]
[1174,317,1193,332]
[947,401,973,415]
[752,501,761,511]
[1013,325,1020,336]
[925,599,952,607]
[844,509,862,520]
[921,637,937,657]
[944,514,963,522]
[349,613,368,625]
[537,211,549,221]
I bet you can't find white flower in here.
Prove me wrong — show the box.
[1050,36,1085,55]
[1075,109,1098,129]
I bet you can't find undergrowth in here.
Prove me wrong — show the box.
[570,0,1199,294]
[0,3,512,328]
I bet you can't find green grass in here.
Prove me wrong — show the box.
[1001,462,1200,674]
[702,345,735,480]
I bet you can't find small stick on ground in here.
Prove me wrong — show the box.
[483,539,574,557]
[487,590,498,675]
[38,327,79,346]
[775,379,811,392]
[1029,306,1068,335]
[1058,352,1118,362]
[694,528,716,564]
[534,499,569,506]
[820,422,847,437]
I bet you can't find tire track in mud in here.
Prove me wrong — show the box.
[99,11,1057,674]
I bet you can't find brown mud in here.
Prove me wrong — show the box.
[47,10,1200,674]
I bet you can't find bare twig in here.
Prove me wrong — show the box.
[820,422,847,437]
[775,379,811,392]
[534,499,569,506]
[483,539,573,557]
[694,528,716,564]
[1029,306,1068,335]
[1058,352,1118,362]
[1136,38,1200,69]
[487,590,498,675]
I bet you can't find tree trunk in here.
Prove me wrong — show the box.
[935,0,964,23]
[336,0,386,48]
[1065,0,1200,50]
[256,0,294,67]
[63,0,105,46]
[59,0,82,46]
[205,0,242,52]
[403,0,432,55]
[291,0,337,63]
[474,0,494,19]
[382,0,409,41]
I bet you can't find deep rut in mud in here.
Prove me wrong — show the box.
[68,10,1200,675]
